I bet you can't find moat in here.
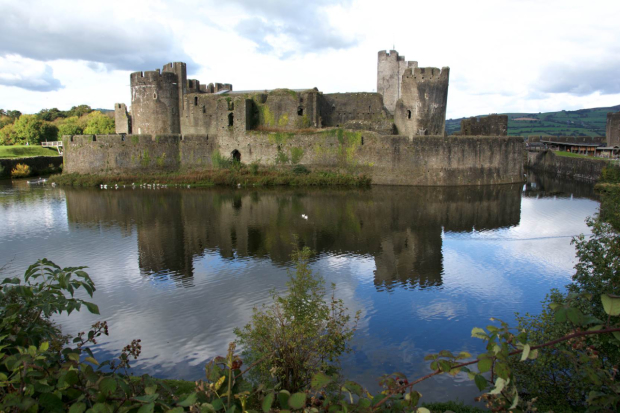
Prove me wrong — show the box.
[0,174,599,403]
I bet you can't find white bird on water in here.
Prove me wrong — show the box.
[301,214,308,220]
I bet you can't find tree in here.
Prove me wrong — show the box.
[57,116,83,136]
[12,115,58,144]
[68,104,93,118]
[0,123,17,145]
[37,108,66,122]
[83,111,115,134]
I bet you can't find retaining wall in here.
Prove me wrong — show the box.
[62,132,524,186]
[526,150,608,182]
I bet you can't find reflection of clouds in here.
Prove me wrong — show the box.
[414,300,466,321]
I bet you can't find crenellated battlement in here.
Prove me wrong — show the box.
[404,67,450,82]
[130,70,177,85]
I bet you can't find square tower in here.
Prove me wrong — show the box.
[377,50,418,115]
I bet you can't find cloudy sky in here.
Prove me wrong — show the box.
[0,0,618,118]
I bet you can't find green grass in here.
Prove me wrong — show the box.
[553,151,610,160]
[446,104,619,137]
[50,166,372,188]
[0,145,60,159]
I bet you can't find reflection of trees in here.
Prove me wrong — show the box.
[64,185,522,291]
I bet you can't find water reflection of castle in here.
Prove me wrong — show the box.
[65,185,522,291]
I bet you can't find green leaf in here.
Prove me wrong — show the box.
[489,377,506,395]
[262,392,275,413]
[417,408,431,413]
[477,358,492,373]
[567,307,585,325]
[211,398,224,411]
[84,301,100,315]
[288,393,306,409]
[138,403,155,413]
[343,381,362,397]
[471,327,487,339]
[529,349,539,360]
[167,408,185,413]
[134,394,159,403]
[69,402,87,413]
[601,294,620,316]
[612,331,620,342]
[39,342,49,352]
[520,344,531,361]
[494,361,510,379]
[555,308,567,323]
[39,393,63,411]
[67,352,80,362]
[99,377,117,395]
[85,356,99,366]
[311,372,332,389]
[278,390,290,409]
[177,393,198,407]
[474,374,487,391]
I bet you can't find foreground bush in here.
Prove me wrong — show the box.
[235,247,360,392]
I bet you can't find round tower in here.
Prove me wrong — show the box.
[130,70,180,135]
[394,67,450,136]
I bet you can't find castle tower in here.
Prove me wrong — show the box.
[130,69,180,135]
[394,67,450,136]
[162,62,187,119]
[377,50,418,115]
[607,112,620,147]
[114,103,131,134]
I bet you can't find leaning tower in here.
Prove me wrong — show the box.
[377,50,418,115]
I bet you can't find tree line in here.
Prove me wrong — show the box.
[0,105,115,146]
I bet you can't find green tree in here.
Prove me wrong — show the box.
[83,111,115,134]
[37,108,66,122]
[0,123,17,145]
[234,247,360,392]
[12,114,58,144]
[68,104,93,118]
[57,116,83,136]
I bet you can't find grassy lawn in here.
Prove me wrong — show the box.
[553,150,609,160]
[0,145,60,159]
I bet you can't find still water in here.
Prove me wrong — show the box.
[0,174,599,403]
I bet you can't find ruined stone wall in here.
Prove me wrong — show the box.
[181,95,251,136]
[114,103,131,134]
[377,50,418,115]
[320,93,393,133]
[607,112,620,147]
[130,71,180,135]
[162,62,186,119]
[461,115,507,136]
[526,150,606,182]
[250,89,319,130]
[63,131,523,186]
[394,67,449,137]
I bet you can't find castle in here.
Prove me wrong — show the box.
[114,50,449,138]
[63,50,524,186]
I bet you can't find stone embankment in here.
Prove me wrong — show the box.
[526,150,608,182]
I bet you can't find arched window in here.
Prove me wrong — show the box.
[407,110,412,119]
[231,149,241,162]
[228,112,234,127]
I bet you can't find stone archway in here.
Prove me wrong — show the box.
[231,149,241,162]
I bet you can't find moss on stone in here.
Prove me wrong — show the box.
[290,147,304,164]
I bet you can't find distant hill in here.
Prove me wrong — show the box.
[446,105,620,137]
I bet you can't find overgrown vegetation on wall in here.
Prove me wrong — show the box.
[0,106,115,145]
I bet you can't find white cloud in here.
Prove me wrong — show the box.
[0,0,619,117]
[0,55,63,92]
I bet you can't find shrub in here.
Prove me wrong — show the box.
[11,163,30,178]
[234,247,360,392]
[292,164,310,175]
[249,161,260,175]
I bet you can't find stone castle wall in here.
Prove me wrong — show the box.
[607,112,620,147]
[461,115,508,136]
[526,150,606,182]
[130,70,180,135]
[62,132,524,186]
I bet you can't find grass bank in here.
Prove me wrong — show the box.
[50,166,371,188]
[553,150,611,160]
[0,145,59,158]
